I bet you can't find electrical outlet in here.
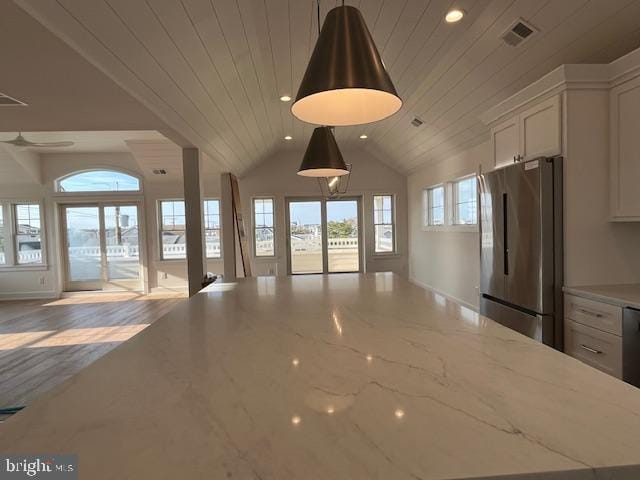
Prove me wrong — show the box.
[162,272,168,280]
[39,276,45,285]
[268,267,274,275]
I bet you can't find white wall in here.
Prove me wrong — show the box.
[407,90,640,311]
[0,181,56,299]
[238,149,408,277]
[0,151,224,298]
[0,147,407,299]
[407,142,491,309]
[564,89,640,285]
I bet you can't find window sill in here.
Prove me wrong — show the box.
[372,252,401,258]
[254,256,277,262]
[422,225,478,233]
[0,264,49,272]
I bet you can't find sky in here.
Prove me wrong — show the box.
[290,200,358,225]
[60,171,140,192]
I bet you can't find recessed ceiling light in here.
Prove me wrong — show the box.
[280,95,292,102]
[359,134,368,139]
[445,8,465,23]
[284,135,293,141]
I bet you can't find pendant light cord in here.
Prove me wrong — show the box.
[317,0,321,35]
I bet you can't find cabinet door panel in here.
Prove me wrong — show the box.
[492,118,519,168]
[611,77,640,220]
[520,96,561,160]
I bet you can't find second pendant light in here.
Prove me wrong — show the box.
[297,127,349,178]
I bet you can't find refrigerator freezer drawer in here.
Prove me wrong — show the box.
[480,295,555,347]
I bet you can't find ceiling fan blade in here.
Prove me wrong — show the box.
[28,141,75,148]
[0,139,28,147]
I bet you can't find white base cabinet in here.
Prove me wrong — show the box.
[564,294,623,379]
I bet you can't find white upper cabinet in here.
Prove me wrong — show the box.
[610,76,640,221]
[520,96,562,161]
[491,117,519,167]
[490,95,562,169]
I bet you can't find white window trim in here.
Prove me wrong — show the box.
[157,199,186,262]
[450,174,479,231]
[54,167,143,195]
[252,196,276,259]
[157,198,225,262]
[423,184,446,230]
[0,199,48,269]
[204,198,222,260]
[373,193,397,256]
[422,178,478,233]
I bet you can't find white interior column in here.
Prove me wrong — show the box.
[182,147,206,296]
[220,173,236,281]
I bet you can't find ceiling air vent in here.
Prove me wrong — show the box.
[411,117,424,127]
[0,92,27,106]
[152,169,167,175]
[501,18,537,47]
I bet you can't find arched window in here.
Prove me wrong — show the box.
[56,170,141,193]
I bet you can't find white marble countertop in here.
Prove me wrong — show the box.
[2,273,640,479]
[564,284,640,309]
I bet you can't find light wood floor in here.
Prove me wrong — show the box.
[0,292,186,410]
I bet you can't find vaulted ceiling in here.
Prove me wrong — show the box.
[13,0,640,175]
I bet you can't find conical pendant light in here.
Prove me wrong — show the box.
[292,4,402,126]
[298,127,349,177]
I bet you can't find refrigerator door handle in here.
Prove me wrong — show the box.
[502,192,509,276]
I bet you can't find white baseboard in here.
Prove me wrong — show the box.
[408,276,479,312]
[0,291,59,301]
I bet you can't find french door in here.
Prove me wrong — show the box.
[62,203,142,291]
[286,197,362,275]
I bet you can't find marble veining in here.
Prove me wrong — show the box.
[564,284,640,309]
[2,273,640,479]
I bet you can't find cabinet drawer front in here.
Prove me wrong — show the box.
[565,320,622,378]
[565,294,622,336]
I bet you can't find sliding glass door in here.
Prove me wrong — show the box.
[286,197,362,275]
[65,206,102,290]
[287,200,324,274]
[62,203,142,291]
[326,199,360,273]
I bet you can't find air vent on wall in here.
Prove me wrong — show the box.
[411,117,424,127]
[0,93,27,106]
[152,169,167,175]
[500,18,537,47]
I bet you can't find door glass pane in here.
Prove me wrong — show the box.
[289,201,323,274]
[104,205,140,280]
[66,207,101,282]
[327,200,359,272]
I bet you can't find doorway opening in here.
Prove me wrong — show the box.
[286,197,362,275]
[61,204,142,291]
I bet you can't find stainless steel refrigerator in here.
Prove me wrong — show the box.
[479,156,563,350]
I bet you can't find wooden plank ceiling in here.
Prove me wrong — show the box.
[16,0,640,175]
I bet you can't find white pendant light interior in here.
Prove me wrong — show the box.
[291,88,402,127]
